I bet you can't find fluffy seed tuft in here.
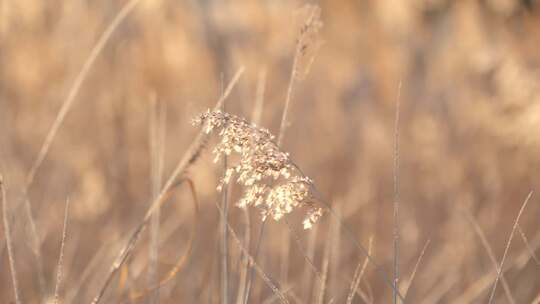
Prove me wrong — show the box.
[193,109,324,228]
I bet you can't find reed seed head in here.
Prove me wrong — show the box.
[193,109,324,229]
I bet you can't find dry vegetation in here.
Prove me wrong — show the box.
[2,0,540,303]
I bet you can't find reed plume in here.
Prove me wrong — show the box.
[193,109,323,229]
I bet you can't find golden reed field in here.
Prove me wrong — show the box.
[2,0,540,303]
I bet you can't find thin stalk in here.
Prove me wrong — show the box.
[1,175,21,304]
[393,80,402,304]
[277,36,300,148]
[279,227,291,286]
[346,237,374,304]
[26,0,141,188]
[517,225,540,265]
[244,220,266,304]
[252,69,267,127]
[235,208,251,304]
[243,69,268,304]
[465,211,516,304]
[221,77,230,304]
[301,223,319,301]
[22,195,46,296]
[402,239,430,300]
[148,96,166,303]
[316,219,335,304]
[53,198,70,304]
[488,191,533,304]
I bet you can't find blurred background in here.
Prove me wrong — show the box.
[2,0,540,303]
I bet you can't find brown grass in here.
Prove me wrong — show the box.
[2,1,540,303]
